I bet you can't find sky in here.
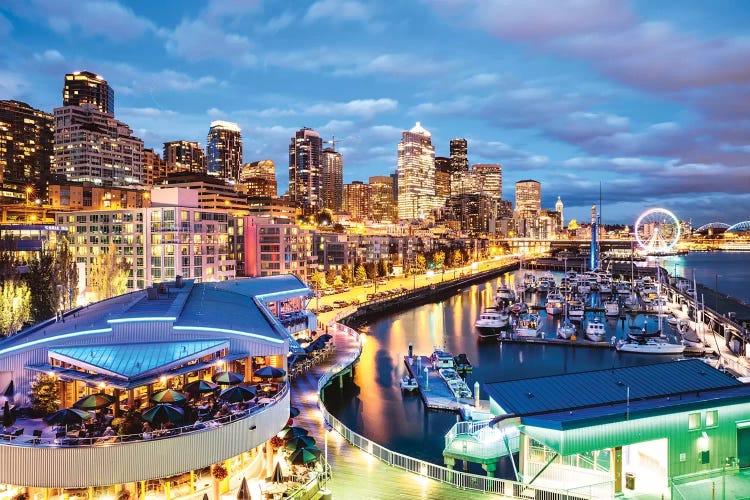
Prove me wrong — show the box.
[1,0,750,226]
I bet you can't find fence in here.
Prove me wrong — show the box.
[317,320,614,499]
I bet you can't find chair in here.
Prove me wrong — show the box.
[13,428,23,437]
[32,429,43,444]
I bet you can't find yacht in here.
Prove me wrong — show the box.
[439,368,472,399]
[523,273,537,293]
[474,308,509,338]
[567,299,585,320]
[617,337,685,354]
[677,319,705,348]
[400,376,419,392]
[510,301,528,315]
[537,273,555,292]
[514,313,543,338]
[430,349,455,369]
[557,319,576,339]
[599,279,613,294]
[495,284,515,303]
[545,292,564,315]
[585,317,606,342]
[603,299,620,317]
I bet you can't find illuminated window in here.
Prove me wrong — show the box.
[706,410,718,428]
[688,412,701,430]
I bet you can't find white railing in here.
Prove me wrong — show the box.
[317,319,613,499]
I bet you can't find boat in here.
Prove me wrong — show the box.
[617,337,685,354]
[514,313,543,338]
[677,319,705,348]
[400,376,419,392]
[510,301,528,315]
[623,293,639,311]
[537,273,555,292]
[557,319,576,339]
[567,299,585,321]
[523,273,537,293]
[545,292,564,315]
[453,353,472,373]
[439,368,472,399]
[603,299,620,317]
[585,317,606,342]
[474,308,509,338]
[430,349,455,369]
[495,284,515,303]
[598,279,613,294]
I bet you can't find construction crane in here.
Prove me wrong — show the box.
[324,135,358,152]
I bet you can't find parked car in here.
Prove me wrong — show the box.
[343,286,350,292]
[318,304,334,313]
[323,288,335,296]
[363,281,374,288]
[377,279,388,285]
[350,298,361,305]
[333,300,350,308]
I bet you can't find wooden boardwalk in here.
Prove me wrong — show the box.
[290,329,502,499]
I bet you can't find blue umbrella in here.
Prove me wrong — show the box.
[218,385,256,403]
[44,408,93,426]
[141,403,184,424]
[254,366,286,379]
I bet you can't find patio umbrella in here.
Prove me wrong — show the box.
[289,406,300,419]
[141,403,184,425]
[150,389,186,404]
[277,426,309,441]
[212,371,245,385]
[272,462,284,483]
[183,379,219,395]
[284,435,316,452]
[254,366,286,379]
[73,393,116,411]
[218,385,256,403]
[3,380,14,399]
[236,477,250,500]
[44,408,93,426]
[289,446,321,465]
[318,333,333,343]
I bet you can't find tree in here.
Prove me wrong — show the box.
[433,250,446,269]
[413,254,427,274]
[88,244,131,302]
[364,262,377,280]
[26,252,56,322]
[354,264,367,283]
[377,260,389,278]
[0,280,31,336]
[29,373,59,416]
[452,249,464,267]
[444,249,455,268]
[54,235,78,310]
[309,271,327,290]
[340,265,352,284]
[326,268,337,286]
[333,275,343,287]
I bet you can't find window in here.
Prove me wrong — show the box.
[706,410,718,428]
[689,412,701,430]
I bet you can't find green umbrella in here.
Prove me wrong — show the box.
[289,406,300,419]
[284,435,316,452]
[218,385,256,403]
[73,393,116,410]
[44,408,93,426]
[212,371,245,385]
[150,389,186,404]
[254,366,286,379]
[289,446,321,465]
[183,380,219,395]
[277,426,309,441]
[141,403,184,424]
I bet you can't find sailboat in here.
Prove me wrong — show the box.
[557,298,576,339]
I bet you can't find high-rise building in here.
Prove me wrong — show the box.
[515,180,541,214]
[449,138,468,173]
[164,141,206,175]
[343,181,371,222]
[369,175,397,223]
[0,100,54,191]
[471,164,502,199]
[322,148,343,211]
[288,127,323,211]
[206,121,243,181]
[53,104,143,186]
[390,171,398,204]
[62,71,114,114]
[434,156,451,201]
[397,122,435,220]
[143,148,167,186]
[556,196,564,231]
[239,160,277,198]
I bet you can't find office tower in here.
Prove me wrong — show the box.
[288,127,323,211]
[397,122,435,220]
[322,148,343,211]
[434,156,451,200]
[390,171,398,204]
[0,100,53,190]
[343,181,371,222]
[164,141,206,175]
[515,179,541,214]
[53,104,143,186]
[556,196,564,230]
[62,71,114,114]
[471,164,502,199]
[143,148,167,186]
[206,121,243,181]
[369,175,396,222]
[449,138,468,173]
[239,160,277,198]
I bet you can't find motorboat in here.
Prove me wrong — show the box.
[510,301,528,315]
[439,368,472,398]
[617,337,685,354]
[514,313,543,338]
[537,273,555,292]
[523,273,537,293]
[585,317,606,342]
[603,299,620,317]
[599,280,613,294]
[616,282,632,295]
[453,353,472,373]
[545,292,564,315]
[474,308,509,338]
[557,319,576,339]
[567,299,585,320]
[400,376,419,392]
[624,294,639,310]
[495,284,515,303]
[677,319,705,348]
[430,349,455,369]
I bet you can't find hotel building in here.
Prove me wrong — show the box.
[368,175,396,223]
[342,181,371,222]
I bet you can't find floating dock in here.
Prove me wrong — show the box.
[403,356,477,413]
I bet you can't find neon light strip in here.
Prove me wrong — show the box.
[0,329,112,356]
[256,288,313,300]
[107,317,177,324]
[173,326,285,344]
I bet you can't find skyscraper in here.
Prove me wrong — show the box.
[143,148,167,186]
[434,156,451,200]
[471,164,502,199]
[343,181,371,222]
[556,196,564,231]
[449,138,468,173]
[164,141,206,175]
[397,122,435,220]
[322,148,343,211]
[53,104,143,186]
[288,127,323,211]
[239,160,277,198]
[206,121,243,181]
[0,100,53,190]
[515,179,541,214]
[369,175,396,222]
[63,71,114,114]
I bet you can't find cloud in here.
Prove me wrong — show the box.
[257,11,294,34]
[207,107,225,118]
[0,12,11,39]
[95,63,221,95]
[33,49,64,62]
[0,71,29,98]
[545,111,630,143]
[165,19,254,65]
[305,98,397,119]
[118,107,177,118]
[304,0,372,23]
[204,0,261,19]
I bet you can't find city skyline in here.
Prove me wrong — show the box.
[2,1,750,224]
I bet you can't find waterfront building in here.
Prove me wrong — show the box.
[397,122,436,220]
[206,121,243,181]
[246,197,296,218]
[449,138,468,173]
[343,181,371,222]
[238,215,316,279]
[53,104,144,186]
[155,172,249,214]
[47,181,148,211]
[164,140,207,175]
[142,148,167,186]
[0,275,315,497]
[321,148,343,211]
[0,223,69,262]
[288,128,323,212]
[369,175,397,223]
[239,160,277,198]
[57,188,235,293]
[62,70,114,114]
[313,233,355,271]
[0,100,54,197]
[390,171,398,204]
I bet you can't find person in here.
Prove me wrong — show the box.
[102,426,116,437]
[141,421,153,439]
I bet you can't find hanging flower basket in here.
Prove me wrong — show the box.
[212,464,228,481]
[270,435,284,450]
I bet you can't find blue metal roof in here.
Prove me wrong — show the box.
[207,275,312,302]
[484,359,741,417]
[48,340,228,380]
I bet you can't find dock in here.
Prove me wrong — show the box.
[403,356,477,413]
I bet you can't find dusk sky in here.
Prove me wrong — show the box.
[2,0,749,226]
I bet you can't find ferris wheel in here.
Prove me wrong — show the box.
[634,208,681,255]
